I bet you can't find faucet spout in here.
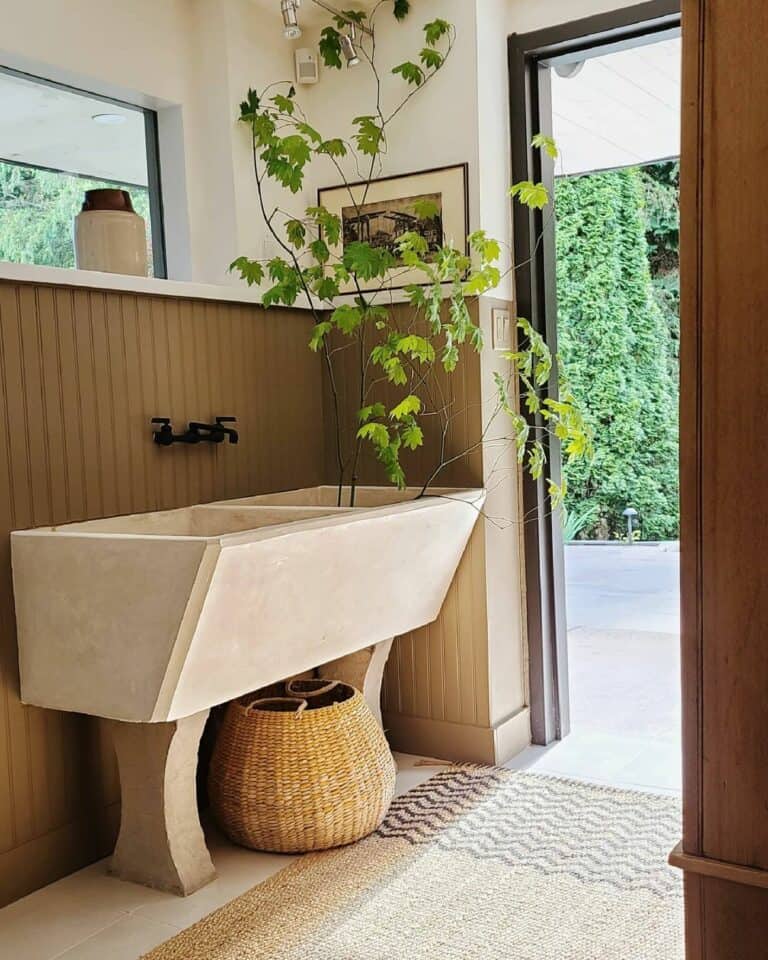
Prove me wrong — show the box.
[187,417,239,445]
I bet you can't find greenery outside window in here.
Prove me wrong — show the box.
[0,66,165,276]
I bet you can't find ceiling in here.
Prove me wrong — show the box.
[550,36,681,177]
[0,70,149,186]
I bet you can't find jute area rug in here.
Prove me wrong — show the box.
[143,766,683,960]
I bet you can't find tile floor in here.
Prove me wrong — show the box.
[532,542,682,794]
[0,755,443,960]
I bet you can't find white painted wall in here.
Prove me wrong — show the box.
[296,0,481,236]
[507,0,646,34]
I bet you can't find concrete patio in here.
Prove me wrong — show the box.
[508,543,681,794]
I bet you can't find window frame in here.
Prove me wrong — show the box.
[0,64,167,278]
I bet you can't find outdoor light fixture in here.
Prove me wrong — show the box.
[554,60,585,80]
[281,0,302,39]
[623,507,639,543]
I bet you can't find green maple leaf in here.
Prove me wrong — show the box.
[309,321,332,352]
[286,220,306,249]
[280,135,311,166]
[310,238,330,263]
[229,256,264,286]
[402,423,424,451]
[252,113,276,147]
[358,402,386,424]
[295,121,322,143]
[353,116,384,156]
[319,27,343,69]
[343,241,393,279]
[393,0,410,19]
[306,206,342,246]
[318,138,347,158]
[420,47,443,70]
[412,198,441,220]
[239,88,260,122]
[390,395,422,421]
[509,180,550,210]
[397,334,435,363]
[272,93,295,115]
[357,422,390,449]
[532,133,559,160]
[332,304,363,334]
[424,18,450,46]
[315,276,340,301]
[392,61,424,86]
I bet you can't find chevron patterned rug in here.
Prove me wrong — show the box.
[144,767,684,960]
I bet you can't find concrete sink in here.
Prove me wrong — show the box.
[12,488,483,723]
[11,486,483,895]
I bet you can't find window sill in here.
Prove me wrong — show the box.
[0,260,268,307]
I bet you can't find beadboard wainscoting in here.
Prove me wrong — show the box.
[323,298,529,765]
[0,278,324,906]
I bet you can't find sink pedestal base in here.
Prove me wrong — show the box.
[106,709,216,896]
[319,638,394,726]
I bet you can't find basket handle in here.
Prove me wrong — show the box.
[245,697,308,716]
[285,679,340,698]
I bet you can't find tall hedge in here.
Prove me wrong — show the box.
[555,165,679,540]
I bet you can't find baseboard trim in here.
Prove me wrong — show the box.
[669,841,768,891]
[383,708,531,765]
[493,707,532,764]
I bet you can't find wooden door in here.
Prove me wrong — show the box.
[674,0,768,953]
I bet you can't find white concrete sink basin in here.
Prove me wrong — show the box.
[11,487,484,724]
[11,485,483,896]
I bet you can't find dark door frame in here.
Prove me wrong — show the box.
[508,0,682,745]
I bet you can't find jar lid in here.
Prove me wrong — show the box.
[81,188,135,213]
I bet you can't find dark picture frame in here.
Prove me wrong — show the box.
[318,163,470,293]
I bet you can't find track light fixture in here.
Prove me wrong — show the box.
[279,0,372,66]
[281,0,302,39]
[339,25,361,67]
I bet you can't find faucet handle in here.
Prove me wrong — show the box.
[214,416,239,445]
[151,417,174,447]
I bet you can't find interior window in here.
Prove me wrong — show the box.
[0,67,164,276]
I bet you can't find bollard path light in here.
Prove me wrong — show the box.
[623,507,639,544]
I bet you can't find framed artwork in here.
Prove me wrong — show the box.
[318,163,469,294]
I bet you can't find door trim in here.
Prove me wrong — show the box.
[507,0,682,745]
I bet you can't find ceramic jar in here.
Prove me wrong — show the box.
[74,188,148,276]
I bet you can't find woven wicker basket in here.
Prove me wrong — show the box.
[209,682,396,853]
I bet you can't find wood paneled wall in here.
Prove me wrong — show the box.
[675,0,768,953]
[0,279,324,906]
[321,301,512,760]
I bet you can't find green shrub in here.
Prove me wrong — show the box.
[555,165,679,540]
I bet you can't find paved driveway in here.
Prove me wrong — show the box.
[565,543,680,635]
[508,543,682,793]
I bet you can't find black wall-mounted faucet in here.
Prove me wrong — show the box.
[152,417,239,446]
[189,418,239,445]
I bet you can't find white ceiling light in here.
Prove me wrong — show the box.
[91,113,126,125]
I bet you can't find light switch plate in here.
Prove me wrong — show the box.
[492,308,513,351]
